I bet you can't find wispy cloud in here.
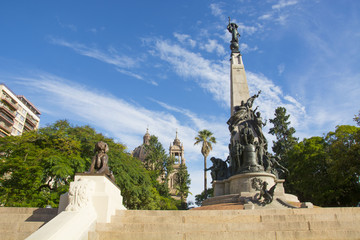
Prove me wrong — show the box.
[12,73,228,159]
[272,0,298,10]
[278,63,285,75]
[200,39,225,55]
[209,3,225,19]
[48,37,136,68]
[259,13,273,20]
[115,68,158,86]
[11,73,232,203]
[237,23,258,35]
[150,39,230,107]
[47,37,160,85]
[174,33,196,48]
[240,43,258,53]
[148,38,306,129]
[56,17,77,32]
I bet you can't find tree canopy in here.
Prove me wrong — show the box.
[286,125,360,207]
[0,120,180,209]
[268,107,298,160]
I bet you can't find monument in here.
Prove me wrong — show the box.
[27,141,126,240]
[202,19,309,209]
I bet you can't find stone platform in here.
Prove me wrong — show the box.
[203,172,304,209]
[88,207,360,240]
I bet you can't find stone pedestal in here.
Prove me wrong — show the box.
[213,172,276,196]
[203,172,301,208]
[27,173,126,240]
[59,173,126,222]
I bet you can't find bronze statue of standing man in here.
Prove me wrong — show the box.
[227,17,240,53]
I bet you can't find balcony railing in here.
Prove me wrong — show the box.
[24,121,35,131]
[0,102,16,118]
[0,121,12,134]
[1,95,18,110]
[0,112,14,125]
[25,115,38,128]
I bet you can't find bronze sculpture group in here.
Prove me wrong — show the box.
[208,90,288,182]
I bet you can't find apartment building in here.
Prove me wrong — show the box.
[0,83,41,137]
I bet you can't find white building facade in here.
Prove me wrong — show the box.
[0,83,40,137]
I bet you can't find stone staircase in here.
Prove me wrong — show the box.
[0,207,58,240]
[88,207,360,240]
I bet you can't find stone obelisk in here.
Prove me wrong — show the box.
[227,18,250,116]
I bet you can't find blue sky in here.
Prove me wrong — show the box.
[1,0,359,205]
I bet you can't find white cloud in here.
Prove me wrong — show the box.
[240,43,258,53]
[56,17,77,32]
[11,73,232,203]
[246,72,306,130]
[48,37,160,85]
[200,39,225,55]
[272,0,298,10]
[209,3,224,18]
[237,23,258,35]
[48,37,136,68]
[150,39,230,107]
[147,38,306,132]
[173,33,196,48]
[278,63,285,75]
[259,14,273,20]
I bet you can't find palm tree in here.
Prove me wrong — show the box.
[194,129,216,198]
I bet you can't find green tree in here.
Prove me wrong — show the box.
[269,107,298,166]
[354,110,360,126]
[286,125,360,207]
[144,135,175,197]
[286,136,332,205]
[175,163,191,209]
[0,120,174,210]
[194,130,216,198]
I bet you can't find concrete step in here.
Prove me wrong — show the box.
[0,222,45,232]
[0,231,35,240]
[112,214,262,224]
[115,207,360,217]
[88,229,360,240]
[89,208,360,240]
[95,220,359,233]
[0,207,58,240]
[0,207,57,215]
[0,213,58,223]
[113,212,360,224]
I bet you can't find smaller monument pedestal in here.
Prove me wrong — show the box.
[58,173,126,222]
[27,174,126,240]
[27,141,126,240]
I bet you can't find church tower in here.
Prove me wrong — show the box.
[168,130,186,199]
[169,130,185,165]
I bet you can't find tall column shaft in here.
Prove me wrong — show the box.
[230,52,250,116]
